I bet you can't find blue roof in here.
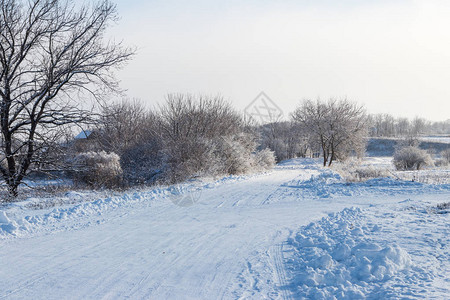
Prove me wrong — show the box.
[74,130,92,139]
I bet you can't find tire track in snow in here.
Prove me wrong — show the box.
[270,243,292,300]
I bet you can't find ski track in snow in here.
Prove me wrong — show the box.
[0,158,449,299]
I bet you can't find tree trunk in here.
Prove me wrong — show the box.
[328,150,335,166]
[8,183,18,198]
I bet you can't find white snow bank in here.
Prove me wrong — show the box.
[0,211,18,234]
[284,203,450,299]
[287,208,412,299]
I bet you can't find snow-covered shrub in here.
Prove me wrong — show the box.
[214,134,275,175]
[90,99,170,186]
[159,95,243,182]
[96,100,156,155]
[253,148,276,171]
[434,158,449,168]
[72,151,122,188]
[434,148,450,167]
[333,159,390,182]
[216,134,255,175]
[393,146,434,171]
[162,136,216,182]
[353,165,390,181]
[440,149,450,164]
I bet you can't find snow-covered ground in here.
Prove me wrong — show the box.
[1,159,449,299]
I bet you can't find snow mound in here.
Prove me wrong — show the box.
[0,211,18,235]
[287,208,412,299]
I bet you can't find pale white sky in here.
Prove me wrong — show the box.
[111,0,450,121]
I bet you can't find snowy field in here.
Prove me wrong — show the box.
[1,158,449,299]
[420,136,450,144]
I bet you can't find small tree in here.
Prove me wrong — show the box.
[0,0,133,196]
[292,99,368,166]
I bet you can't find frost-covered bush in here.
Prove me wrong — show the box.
[166,137,220,181]
[441,149,450,164]
[434,158,449,168]
[216,134,276,174]
[216,133,255,175]
[72,151,122,188]
[83,96,277,186]
[353,166,390,181]
[253,148,276,171]
[434,149,450,167]
[393,146,434,171]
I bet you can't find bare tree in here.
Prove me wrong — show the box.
[97,99,155,155]
[157,94,276,182]
[159,94,244,181]
[292,98,368,166]
[95,99,164,186]
[411,117,427,136]
[259,121,308,162]
[0,0,133,196]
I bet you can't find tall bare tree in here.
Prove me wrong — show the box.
[0,0,133,196]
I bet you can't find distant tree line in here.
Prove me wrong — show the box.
[259,105,449,167]
[367,114,450,137]
[67,97,370,188]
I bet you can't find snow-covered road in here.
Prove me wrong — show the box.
[1,159,449,299]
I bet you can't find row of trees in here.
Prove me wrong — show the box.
[72,97,368,188]
[71,95,276,188]
[368,114,450,137]
[260,103,450,168]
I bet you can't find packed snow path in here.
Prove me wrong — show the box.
[1,159,449,299]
